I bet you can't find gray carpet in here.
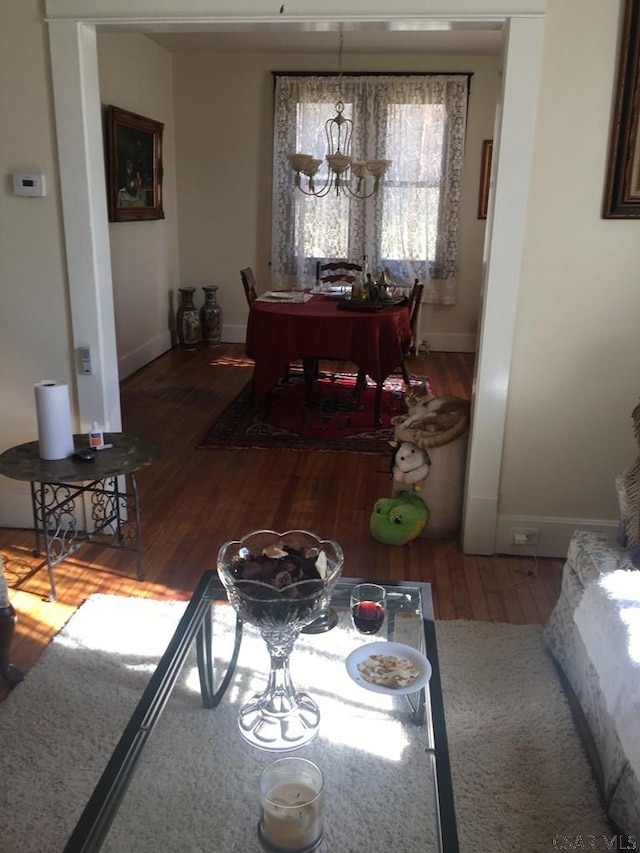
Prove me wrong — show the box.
[0,595,611,852]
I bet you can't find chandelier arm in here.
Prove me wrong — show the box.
[343,184,377,200]
[293,167,378,199]
[294,172,335,198]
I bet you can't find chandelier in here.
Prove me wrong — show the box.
[287,31,392,199]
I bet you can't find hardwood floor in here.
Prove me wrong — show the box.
[0,344,564,703]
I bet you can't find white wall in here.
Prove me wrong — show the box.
[97,33,180,379]
[172,51,500,350]
[494,0,640,554]
[0,1,74,523]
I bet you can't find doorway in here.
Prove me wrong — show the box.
[45,3,545,555]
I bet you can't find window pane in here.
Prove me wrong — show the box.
[381,187,439,262]
[386,103,445,184]
[299,195,350,258]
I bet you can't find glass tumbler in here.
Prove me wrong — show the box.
[350,583,387,635]
[258,757,324,852]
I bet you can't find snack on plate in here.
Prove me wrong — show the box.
[357,653,421,689]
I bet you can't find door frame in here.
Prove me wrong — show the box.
[45,0,545,555]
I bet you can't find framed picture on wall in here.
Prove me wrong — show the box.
[603,0,640,218]
[478,139,493,220]
[106,105,164,222]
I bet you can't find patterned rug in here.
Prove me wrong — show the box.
[198,371,429,454]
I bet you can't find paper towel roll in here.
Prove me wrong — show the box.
[34,381,75,460]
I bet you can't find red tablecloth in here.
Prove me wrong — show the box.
[245,295,411,401]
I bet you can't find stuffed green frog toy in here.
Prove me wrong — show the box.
[369,491,429,546]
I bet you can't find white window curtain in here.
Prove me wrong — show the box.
[271,74,468,304]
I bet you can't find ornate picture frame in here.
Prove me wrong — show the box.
[478,139,493,220]
[603,0,640,218]
[107,105,164,222]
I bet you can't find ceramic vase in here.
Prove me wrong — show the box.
[200,285,222,347]
[176,287,200,351]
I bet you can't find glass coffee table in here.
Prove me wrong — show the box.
[65,574,459,852]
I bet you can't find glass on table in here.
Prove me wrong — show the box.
[258,757,324,852]
[350,583,386,635]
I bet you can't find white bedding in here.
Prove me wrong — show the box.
[574,569,640,775]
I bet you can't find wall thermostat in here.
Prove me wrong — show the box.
[13,174,46,198]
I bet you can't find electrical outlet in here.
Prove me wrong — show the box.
[509,527,540,546]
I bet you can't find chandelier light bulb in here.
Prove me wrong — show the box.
[364,159,392,179]
[326,154,352,175]
[287,153,314,173]
[303,158,323,178]
[351,161,370,179]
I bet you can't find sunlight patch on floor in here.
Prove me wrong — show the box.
[207,354,254,368]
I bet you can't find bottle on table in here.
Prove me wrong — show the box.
[0,556,24,686]
[366,272,378,301]
[88,421,104,449]
[359,255,369,301]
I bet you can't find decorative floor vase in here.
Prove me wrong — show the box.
[177,287,200,351]
[200,285,222,347]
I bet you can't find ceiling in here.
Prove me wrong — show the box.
[144,25,504,56]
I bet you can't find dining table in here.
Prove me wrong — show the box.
[245,292,412,423]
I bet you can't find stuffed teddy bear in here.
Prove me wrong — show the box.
[392,441,431,490]
[369,491,429,546]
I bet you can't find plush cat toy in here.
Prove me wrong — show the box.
[369,491,429,546]
[392,386,471,453]
[392,441,431,491]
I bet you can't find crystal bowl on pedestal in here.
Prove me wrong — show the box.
[217,529,343,751]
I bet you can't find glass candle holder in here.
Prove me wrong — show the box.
[258,757,324,853]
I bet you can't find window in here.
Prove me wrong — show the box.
[271,74,469,304]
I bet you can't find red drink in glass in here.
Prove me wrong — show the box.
[351,600,385,634]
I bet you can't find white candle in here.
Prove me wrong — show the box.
[261,781,323,851]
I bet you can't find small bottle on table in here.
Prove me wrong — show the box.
[358,255,369,301]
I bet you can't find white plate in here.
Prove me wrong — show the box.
[264,290,295,300]
[345,641,432,695]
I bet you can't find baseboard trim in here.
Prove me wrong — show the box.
[421,332,476,353]
[223,324,247,344]
[118,332,173,380]
[494,514,618,558]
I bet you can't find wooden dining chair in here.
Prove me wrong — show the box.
[315,260,363,288]
[302,260,365,391]
[240,267,258,305]
[405,279,424,357]
[354,280,422,424]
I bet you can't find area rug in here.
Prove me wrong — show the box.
[0,595,612,852]
[198,372,428,454]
